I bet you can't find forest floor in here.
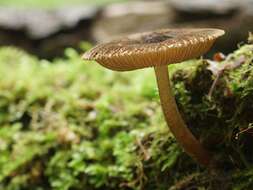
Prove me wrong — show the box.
[0,39,253,189]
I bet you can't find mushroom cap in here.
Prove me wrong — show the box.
[83,28,225,71]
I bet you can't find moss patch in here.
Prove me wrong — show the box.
[0,44,253,189]
[0,0,127,9]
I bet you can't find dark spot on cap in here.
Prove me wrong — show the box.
[141,33,173,44]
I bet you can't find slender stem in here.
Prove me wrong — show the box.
[154,65,212,167]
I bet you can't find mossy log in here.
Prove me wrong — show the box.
[0,43,253,189]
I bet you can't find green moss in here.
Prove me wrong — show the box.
[0,0,127,9]
[0,44,253,189]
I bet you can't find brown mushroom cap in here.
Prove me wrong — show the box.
[83,28,225,71]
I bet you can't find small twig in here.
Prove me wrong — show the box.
[235,125,253,140]
[207,55,246,98]
[208,70,224,98]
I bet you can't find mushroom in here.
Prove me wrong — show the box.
[82,28,225,167]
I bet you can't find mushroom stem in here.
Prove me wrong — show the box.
[154,65,211,167]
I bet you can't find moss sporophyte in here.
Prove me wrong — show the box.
[82,28,225,167]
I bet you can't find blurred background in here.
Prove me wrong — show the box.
[1,1,253,190]
[0,0,252,59]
